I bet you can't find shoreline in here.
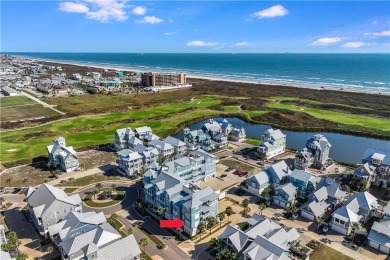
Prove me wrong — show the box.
[16,55,390,96]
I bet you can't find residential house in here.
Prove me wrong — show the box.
[265,160,292,189]
[25,184,82,236]
[294,134,332,170]
[384,203,390,219]
[352,163,376,190]
[58,223,121,260]
[47,137,79,172]
[48,211,106,246]
[331,192,379,235]
[164,136,187,155]
[133,144,160,165]
[258,128,286,159]
[183,128,213,151]
[114,127,134,151]
[230,127,246,142]
[220,118,233,136]
[117,149,144,177]
[360,148,390,188]
[134,126,152,140]
[368,219,390,255]
[148,139,175,159]
[273,183,298,208]
[219,214,300,259]
[300,177,346,221]
[95,234,141,260]
[201,119,228,148]
[289,170,317,199]
[243,171,270,197]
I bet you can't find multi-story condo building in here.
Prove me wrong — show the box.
[258,128,286,159]
[47,137,79,172]
[143,171,219,236]
[161,148,216,182]
[25,184,82,236]
[294,134,332,170]
[114,127,135,151]
[183,128,213,151]
[141,72,186,87]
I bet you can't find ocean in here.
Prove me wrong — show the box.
[10,52,390,94]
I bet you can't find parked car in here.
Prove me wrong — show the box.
[225,167,233,172]
[0,187,5,194]
[256,161,264,165]
[221,174,227,178]
[13,187,21,193]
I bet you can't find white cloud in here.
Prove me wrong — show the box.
[132,6,147,15]
[164,29,181,36]
[187,40,217,47]
[309,37,342,46]
[58,0,128,22]
[254,5,288,19]
[136,16,164,24]
[365,30,390,37]
[234,42,249,47]
[59,2,89,13]
[342,42,376,48]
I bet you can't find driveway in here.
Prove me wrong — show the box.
[4,208,45,260]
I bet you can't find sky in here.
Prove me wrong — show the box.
[1,1,390,53]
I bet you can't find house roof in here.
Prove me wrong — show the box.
[316,177,346,200]
[265,160,291,183]
[265,128,286,140]
[242,235,289,260]
[218,225,249,252]
[148,140,174,151]
[304,200,329,218]
[27,184,81,218]
[182,186,218,208]
[275,183,297,198]
[115,127,133,140]
[384,203,390,216]
[164,136,186,147]
[353,163,375,178]
[362,148,390,166]
[368,219,390,248]
[248,171,270,187]
[313,187,328,202]
[290,169,315,183]
[306,134,331,151]
[96,235,141,260]
[202,121,222,132]
[59,223,120,256]
[134,126,152,135]
[117,149,143,161]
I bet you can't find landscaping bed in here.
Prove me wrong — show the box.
[307,240,353,260]
[58,173,127,187]
[84,188,125,208]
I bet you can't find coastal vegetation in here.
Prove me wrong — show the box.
[1,74,389,166]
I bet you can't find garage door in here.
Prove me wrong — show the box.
[301,211,315,221]
[379,245,390,254]
[331,224,348,235]
[273,198,286,208]
[369,240,380,250]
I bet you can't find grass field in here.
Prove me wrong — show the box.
[246,137,261,146]
[1,104,59,121]
[268,103,390,131]
[310,244,353,260]
[0,96,35,107]
[220,159,256,173]
[57,173,127,186]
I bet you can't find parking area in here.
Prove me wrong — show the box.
[200,163,249,191]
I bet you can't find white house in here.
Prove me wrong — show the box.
[258,128,286,159]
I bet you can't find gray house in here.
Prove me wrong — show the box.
[368,219,390,255]
[47,137,79,172]
[148,139,175,159]
[25,184,82,236]
[164,136,187,155]
[360,148,390,188]
[114,127,134,151]
[258,128,286,159]
[117,149,144,177]
[294,134,332,170]
[243,171,270,197]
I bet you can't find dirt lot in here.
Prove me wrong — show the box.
[78,148,117,170]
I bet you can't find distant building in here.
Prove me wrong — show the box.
[72,73,82,80]
[141,72,186,87]
[25,184,82,236]
[47,137,79,172]
[99,80,121,87]
[91,72,101,80]
[294,134,332,170]
[258,128,286,159]
[1,86,19,96]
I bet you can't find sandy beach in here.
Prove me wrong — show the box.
[24,56,390,96]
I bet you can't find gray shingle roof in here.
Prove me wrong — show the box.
[96,234,141,260]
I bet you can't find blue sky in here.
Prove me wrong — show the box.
[1,1,390,52]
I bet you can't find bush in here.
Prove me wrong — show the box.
[157,243,166,249]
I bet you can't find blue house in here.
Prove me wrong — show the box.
[272,183,297,208]
[289,170,317,199]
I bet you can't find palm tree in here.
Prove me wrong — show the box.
[5,178,12,188]
[215,252,223,260]
[225,206,234,221]
[135,199,143,213]
[139,238,148,258]
[230,251,239,260]
[225,248,233,259]
[197,222,206,239]
[111,213,118,220]
[127,228,133,235]
[315,216,323,231]
[209,237,218,250]
[259,203,266,216]
[95,183,103,192]
[351,222,361,244]
[207,216,217,234]
[156,207,166,217]
[178,228,183,240]
[218,212,226,227]
[90,190,98,200]
[47,245,54,254]
[0,197,5,207]
[286,205,298,219]
[380,200,388,216]
[241,198,250,216]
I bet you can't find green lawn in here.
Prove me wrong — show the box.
[0,96,35,107]
[310,244,353,260]
[1,97,221,163]
[243,110,269,118]
[84,188,125,208]
[63,187,79,193]
[245,137,261,146]
[223,105,241,112]
[1,104,59,121]
[268,103,390,131]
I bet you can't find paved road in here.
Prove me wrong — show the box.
[21,91,65,115]
[2,193,25,204]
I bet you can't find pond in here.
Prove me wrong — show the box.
[175,117,390,165]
